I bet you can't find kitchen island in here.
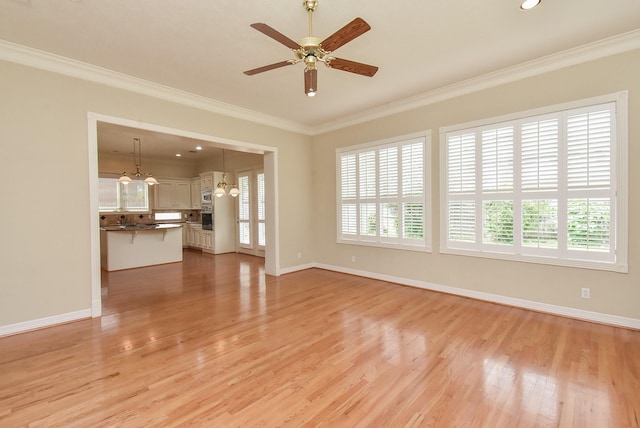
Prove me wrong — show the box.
[100,224,183,271]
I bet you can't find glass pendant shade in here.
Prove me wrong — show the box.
[144,175,159,185]
[228,186,240,197]
[118,173,132,184]
[213,185,226,198]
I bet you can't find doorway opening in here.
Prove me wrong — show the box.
[88,112,280,318]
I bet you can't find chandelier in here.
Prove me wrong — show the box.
[213,149,240,197]
[117,138,158,185]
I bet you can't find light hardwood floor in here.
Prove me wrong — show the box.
[1,250,639,427]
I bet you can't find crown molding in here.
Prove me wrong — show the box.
[1,30,639,137]
[311,29,640,135]
[0,39,313,135]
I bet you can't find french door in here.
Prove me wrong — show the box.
[237,170,265,257]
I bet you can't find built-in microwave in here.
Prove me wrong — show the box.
[201,189,213,205]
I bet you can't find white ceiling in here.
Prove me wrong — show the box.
[97,122,225,162]
[1,0,639,141]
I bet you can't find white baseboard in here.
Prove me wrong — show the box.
[277,262,315,275]
[0,309,92,337]
[309,263,640,330]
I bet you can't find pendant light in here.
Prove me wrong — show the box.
[118,138,159,185]
[213,149,240,198]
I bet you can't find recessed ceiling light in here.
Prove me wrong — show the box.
[195,145,203,151]
[520,0,541,10]
[175,153,182,157]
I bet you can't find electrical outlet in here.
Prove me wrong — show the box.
[581,288,591,299]
[297,252,302,259]
[351,256,356,263]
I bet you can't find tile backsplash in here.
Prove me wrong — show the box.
[99,210,201,227]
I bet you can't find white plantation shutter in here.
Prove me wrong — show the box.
[482,127,513,192]
[359,151,376,199]
[359,203,377,237]
[257,173,266,247]
[238,175,251,246]
[521,119,558,190]
[442,97,622,269]
[342,204,357,235]
[567,107,611,188]
[448,133,476,193]
[566,104,614,257]
[338,133,430,251]
[341,155,356,199]
[447,133,477,247]
[402,142,424,196]
[522,199,558,249]
[379,147,398,197]
[448,201,475,242]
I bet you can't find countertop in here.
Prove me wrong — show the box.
[100,223,184,231]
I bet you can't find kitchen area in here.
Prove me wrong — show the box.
[98,122,264,271]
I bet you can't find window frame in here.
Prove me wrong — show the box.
[98,175,151,213]
[336,131,432,252]
[439,91,628,272]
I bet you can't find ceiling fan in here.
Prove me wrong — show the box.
[244,0,378,97]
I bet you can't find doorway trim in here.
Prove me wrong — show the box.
[87,112,280,317]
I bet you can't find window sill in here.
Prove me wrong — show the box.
[440,247,627,273]
[338,238,431,253]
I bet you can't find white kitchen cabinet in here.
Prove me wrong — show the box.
[200,172,213,191]
[155,179,191,209]
[190,178,201,209]
[201,230,214,252]
[186,223,202,248]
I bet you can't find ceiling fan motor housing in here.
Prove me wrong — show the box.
[304,0,318,12]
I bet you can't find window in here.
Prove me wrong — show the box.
[238,175,251,247]
[440,91,628,272]
[98,177,150,212]
[337,132,431,251]
[257,172,266,248]
[237,171,266,251]
[154,212,181,221]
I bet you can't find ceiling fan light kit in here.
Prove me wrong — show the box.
[244,0,378,97]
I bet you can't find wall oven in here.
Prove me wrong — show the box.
[201,204,213,230]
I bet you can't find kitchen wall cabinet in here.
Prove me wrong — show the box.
[155,179,190,209]
[190,178,201,209]
[200,172,213,191]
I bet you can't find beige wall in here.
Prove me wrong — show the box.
[1,48,638,331]
[311,49,640,321]
[0,59,313,327]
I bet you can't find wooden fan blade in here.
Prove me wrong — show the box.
[320,17,371,52]
[250,23,300,50]
[244,61,293,76]
[327,58,378,77]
